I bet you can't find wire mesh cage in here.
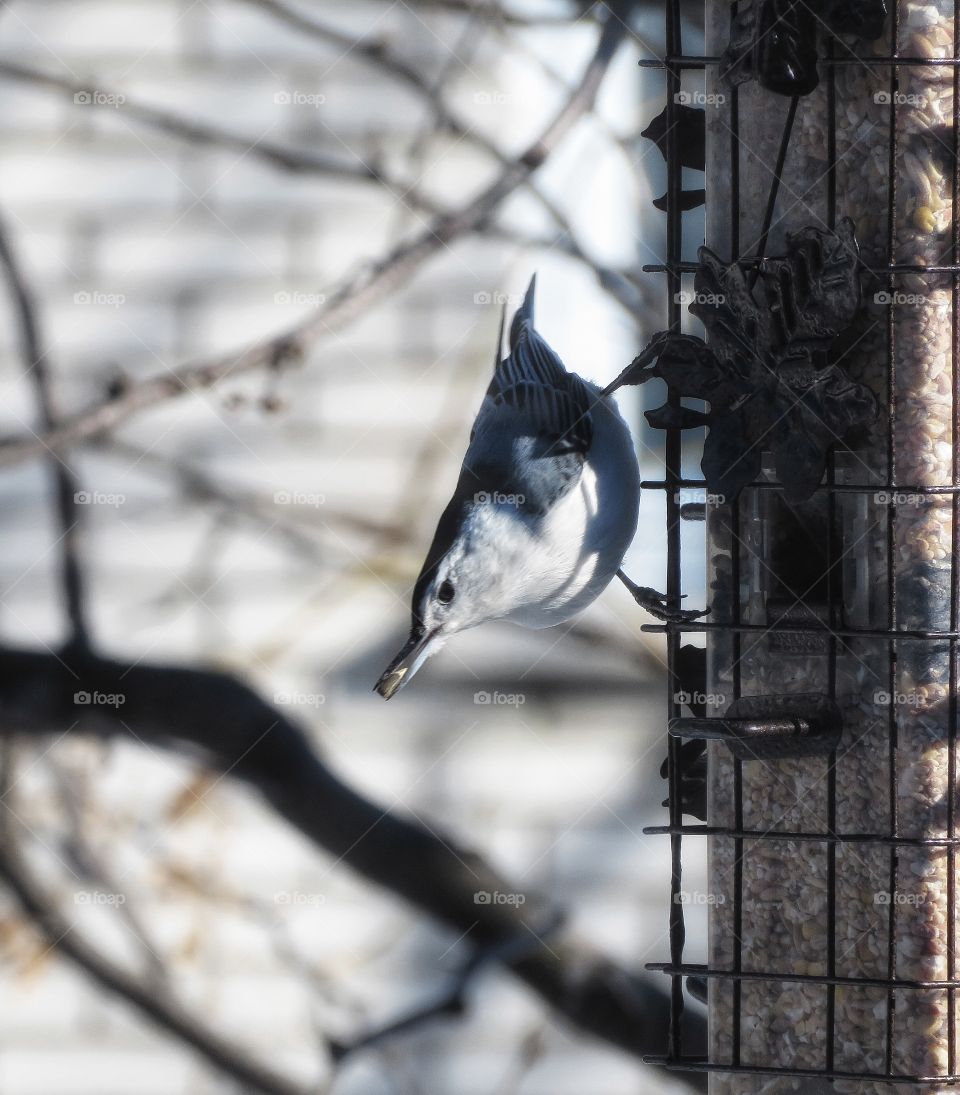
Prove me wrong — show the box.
[638,0,960,1089]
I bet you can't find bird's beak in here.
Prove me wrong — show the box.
[374,627,439,700]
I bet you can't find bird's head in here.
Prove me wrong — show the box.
[374,500,528,699]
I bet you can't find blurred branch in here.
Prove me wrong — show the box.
[330,912,564,1060]
[0,747,317,1095]
[0,644,704,1088]
[0,212,89,647]
[0,60,394,188]
[239,0,599,245]
[0,7,630,469]
[406,0,585,24]
[46,754,170,989]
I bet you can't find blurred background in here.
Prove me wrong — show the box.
[0,1,712,1092]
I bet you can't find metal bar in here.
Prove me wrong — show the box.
[644,824,960,847]
[644,1057,960,1083]
[647,963,960,991]
[663,0,686,1062]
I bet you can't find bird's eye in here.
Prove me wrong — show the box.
[438,580,455,605]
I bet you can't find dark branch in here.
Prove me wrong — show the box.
[0,644,705,1087]
[0,213,89,647]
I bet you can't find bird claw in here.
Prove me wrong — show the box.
[618,574,710,623]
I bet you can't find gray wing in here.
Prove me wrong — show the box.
[461,276,594,517]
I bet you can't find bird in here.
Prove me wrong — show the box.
[374,275,641,700]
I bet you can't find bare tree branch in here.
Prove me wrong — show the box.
[0,212,89,647]
[0,745,317,1095]
[239,0,600,243]
[0,60,392,185]
[0,644,705,1088]
[0,7,630,469]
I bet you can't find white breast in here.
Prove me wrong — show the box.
[505,392,640,629]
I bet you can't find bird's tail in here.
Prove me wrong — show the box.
[509,273,537,348]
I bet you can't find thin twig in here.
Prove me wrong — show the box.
[0,9,630,469]
[0,212,89,647]
[241,0,596,242]
[0,743,316,1095]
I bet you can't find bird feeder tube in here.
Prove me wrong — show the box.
[691,0,959,1090]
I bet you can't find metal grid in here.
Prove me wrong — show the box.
[637,0,960,1086]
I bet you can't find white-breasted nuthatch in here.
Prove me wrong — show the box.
[374,276,640,699]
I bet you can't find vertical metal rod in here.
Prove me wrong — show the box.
[728,14,744,1072]
[664,0,686,1060]
[948,0,960,1075]
[824,37,839,1078]
[883,0,902,1073]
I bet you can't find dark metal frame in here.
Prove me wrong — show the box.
[638,0,960,1084]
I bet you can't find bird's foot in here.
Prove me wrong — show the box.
[617,571,710,623]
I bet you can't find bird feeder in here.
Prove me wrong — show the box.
[638,0,960,1089]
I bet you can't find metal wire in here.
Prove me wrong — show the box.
[643,0,960,1083]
